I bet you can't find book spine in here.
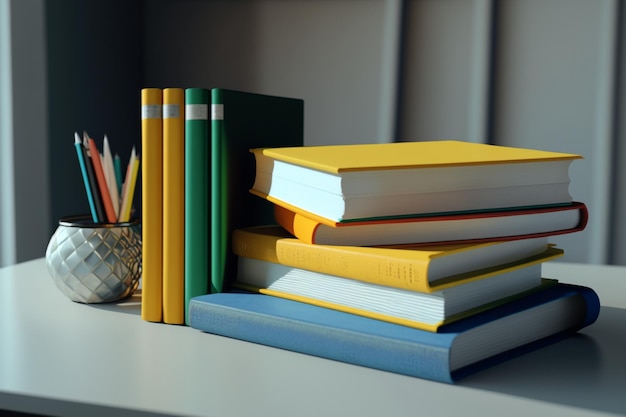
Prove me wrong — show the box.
[141,88,164,322]
[162,88,185,325]
[188,296,453,383]
[210,88,226,294]
[231,228,432,292]
[274,203,317,244]
[184,88,210,324]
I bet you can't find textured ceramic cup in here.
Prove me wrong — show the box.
[45,215,142,303]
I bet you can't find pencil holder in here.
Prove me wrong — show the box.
[45,215,142,303]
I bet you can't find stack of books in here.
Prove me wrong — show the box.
[188,140,600,383]
[140,87,304,324]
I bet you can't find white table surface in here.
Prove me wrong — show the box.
[0,258,625,417]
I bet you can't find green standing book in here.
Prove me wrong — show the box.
[211,88,304,293]
[185,88,210,324]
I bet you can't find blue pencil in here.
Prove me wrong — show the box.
[74,132,99,222]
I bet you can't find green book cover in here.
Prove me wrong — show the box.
[211,88,304,293]
[184,88,210,324]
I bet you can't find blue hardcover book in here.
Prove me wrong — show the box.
[188,284,600,383]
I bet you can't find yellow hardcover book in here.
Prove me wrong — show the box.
[163,88,185,325]
[141,88,163,322]
[253,140,581,173]
[274,202,589,246]
[235,256,559,332]
[250,140,582,224]
[232,225,564,292]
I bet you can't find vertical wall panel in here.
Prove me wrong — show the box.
[612,0,626,265]
[0,0,15,267]
[398,0,492,143]
[9,0,51,264]
[492,0,617,263]
[0,0,16,267]
[378,0,404,142]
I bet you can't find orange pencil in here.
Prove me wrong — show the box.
[84,132,116,223]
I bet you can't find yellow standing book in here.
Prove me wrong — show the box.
[162,88,185,324]
[141,88,163,322]
[249,140,582,225]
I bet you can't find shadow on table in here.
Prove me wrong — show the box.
[462,306,626,415]
[86,290,142,315]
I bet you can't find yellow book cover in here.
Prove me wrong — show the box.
[162,88,185,324]
[234,256,559,332]
[249,280,558,332]
[141,88,163,322]
[250,141,583,224]
[231,225,563,293]
[252,140,581,173]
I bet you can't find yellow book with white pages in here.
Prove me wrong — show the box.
[232,225,563,293]
[250,140,582,224]
[141,88,163,323]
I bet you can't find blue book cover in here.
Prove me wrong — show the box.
[188,284,600,383]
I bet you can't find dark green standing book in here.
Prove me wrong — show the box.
[185,88,210,324]
[211,88,304,293]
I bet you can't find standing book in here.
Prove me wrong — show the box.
[188,284,600,384]
[141,88,164,323]
[274,202,588,246]
[162,88,185,324]
[184,88,210,324]
[250,140,582,224]
[211,88,304,294]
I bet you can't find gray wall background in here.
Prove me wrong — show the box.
[4,0,625,265]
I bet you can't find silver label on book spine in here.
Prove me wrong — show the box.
[212,104,224,120]
[142,104,161,119]
[186,104,208,120]
[163,104,181,119]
